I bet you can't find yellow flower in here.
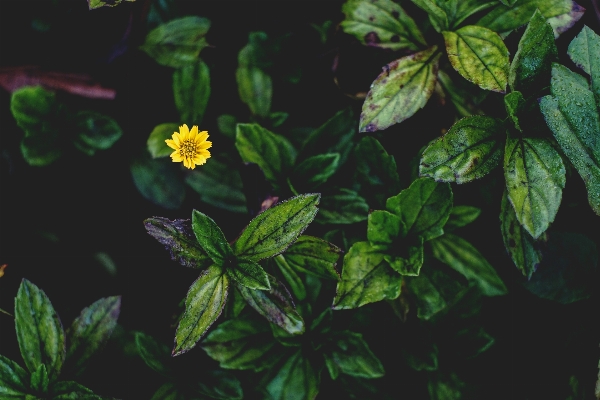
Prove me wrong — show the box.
[165,124,212,170]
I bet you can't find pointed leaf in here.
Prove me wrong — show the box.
[430,233,507,296]
[568,25,600,105]
[151,383,183,400]
[299,108,356,166]
[174,265,229,355]
[65,296,121,375]
[386,177,453,241]
[367,210,405,247]
[341,0,426,51]
[452,326,495,358]
[504,137,565,239]
[201,315,283,371]
[237,275,304,334]
[420,116,504,183]
[147,123,179,158]
[50,381,98,398]
[88,0,133,9]
[227,258,270,290]
[193,369,243,400]
[0,354,29,397]
[173,60,210,125]
[435,0,499,30]
[15,279,65,381]
[144,217,213,269]
[236,66,272,118]
[428,371,467,400]
[274,256,307,300]
[140,16,211,68]
[324,332,384,379]
[290,153,340,192]
[445,205,481,230]
[278,236,341,280]
[232,194,320,261]
[504,91,527,131]
[317,189,369,225]
[131,151,185,209]
[73,111,122,154]
[191,210,233,264]
[443,25,509,92]
[134,332,170,376]
[359,46,441,132]
[30,364,49,393]
[265,350,319,400]
[384,235,424,276]
[333,241,402,309]
[410,0,448,32]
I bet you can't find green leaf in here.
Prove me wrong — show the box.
[386,177,453,241]
[144,217,213,269]
[274,256,307,300]
[195,369,243,400]
[509,10,558,94]
[476,0,585,37]
[430,233,507,296]
[367,210,405,248]
[30,364,49,393]
[360,46,441,132]
[73,111,122,154]
[437,69,489,117]
[384,235,424,276]
[232,194,320,262]
[134,332,170,376]
[15,279,65,382]
[265,350,319,400]
[88,0,133,9]
[289,153,340,192]
[140,16,211,68]
[50,380,98,398]
[278,236,341,280]
[174,265,229,355]
[0,354,29,397]
[191,209,234,264]
[185,157,248,214]
[333,241,402,309]
[443,25,509,92]
[452,326,495,358]
[151,382,182,400]
[428,372,467,400]
[317,189,369,225]
[131,150,185,210]
[410,0,448,32]
[235,123,297,187]
[401,323,438,371]
[420,116,505,183]
[504,137,565,239]
[341,0,426,51]
[65,296,121,375]
[568,25,600,104]
[236,33,273,117]
[147,123,179,158]
[324,332,384,379]
[173,60,210,125]
[201,315,283,371]
[227,258,270,290]
[504,91,527,131]
[435,0,499,30]
[445,205,481,230]
[237,275,304,335]
[217,115,238,140]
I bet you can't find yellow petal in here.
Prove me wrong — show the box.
[198,141,212,150]
[190,125,199,138]
[171,152,183,162]
[197,131,209,142]
[172,132,181,146]
[165,139,178,150]
[179,124,190,140]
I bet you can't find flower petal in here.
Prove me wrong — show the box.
[198,141,212,150]
[197,131,209,142]
[165,139,179,150]
[190,125,199,137]
[179,124,190,140]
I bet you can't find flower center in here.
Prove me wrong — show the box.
[180,139,197,158]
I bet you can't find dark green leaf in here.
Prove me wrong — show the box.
[500,190,545,279]
[437,69,489,117]
[430,233,507,296]
[386,177,453,241]
[360,46,441,132]
[50,380,98,399]
[401,324,438,371]
[174,265,229,355]
[324,331,384,379]
[194,370,243,400]
[73,111,122,154]
[435,0,499,30]
[428,371,468,400]
[509,10,558,94]
[144,217,213,269]
[265,350,319,400]
[20,135,63,166]
[289,153,340,192]
[367,210,405,248]
[504,91,527,131]
[227,258,270,290]
[151,382,183,400]
[568,25,600,104]
[65,296,121,375]
[410,0,448,32]
[235,123,297,187]
[146,0,178,29]
[131,150,185,210]
[385,235,424,276]
[15,279,65,382]
[88,0,133,9]
[445,205,481,230]
[274,256,307,300]
[147,123,179,158]
[333,241,402,309]
[140,16,211,68]
[134,331,170,376]
[341,0,426,51]
[317,189,369,225]
[420,116,505,183]
[443,25,509,92]
[0,354,29,397]
[236,66,272,118]
[232,194,320,261]
[504,137,565,239]
[299,108,356,166]
[278,236,341,280]
[201,315,283,371]
[191,209,233,264]
[217,115,238,140]
[173,60,210,125]
[268,112,289,128]
[452,326,495,358]
[30,364,49,393]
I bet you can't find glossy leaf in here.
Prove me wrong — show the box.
[73,111,122,155]
[333,241,402,309]
[420,116,504,183]
[504,91,527,131]
[504,137,565,239]
[278,235,341,280]
[201,315,283,371]
[65,296,121,375]
[430,233,507,296]
[140,16,211,68]
[30,364,49,393]
[0,354,29,397]
[265,350,319,400]
[568,25,600,104]
[131,151,185,210]
[232,194,320,261]
[355,136,401,208]
[386,177,453,241]
[289,153,340,192]
[410,0,448,32]
[236,275,305,334]
[367,210,405,248]
[509,10,558,94]
[15,279,65,382]
[317,189,369,225]
[445,205,481,230]
[144,217,213,269]
[174,265,229,355]
[134,332,170,376]
[274,255,307,300]
[173,60,210,125]
[191,210,233,264]
[227,258,270,290]
[443,25,509,92]
[325,331,384,379]
[341,0,426,51]
[359,46,441,132]
[147,123,179,158]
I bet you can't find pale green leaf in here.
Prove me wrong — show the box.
[173,60,210,125]
[444,205,481,230]
[568,25,600,105]
[410,0,448,32]
[278,235,341,280]
[227,258,270,290]
[367,210,405,247]
[274,255,307,300]
[147,123,179,158]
